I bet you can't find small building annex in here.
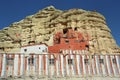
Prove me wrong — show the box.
[20,43,48,54]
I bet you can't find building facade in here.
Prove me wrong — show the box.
[0,53,120,78]
[20,44,48,54]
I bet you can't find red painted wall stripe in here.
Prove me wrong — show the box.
[0,54,3,76]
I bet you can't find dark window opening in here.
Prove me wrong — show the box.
[85,45,89,48]
[49,59,55,65]
[57,38,60,44]
[24,49,27,52]
[65,40,69,44]
[42,48,47,52]
[112,58,116,64]
[28,57,34,65]
[7,58,14,65]
[39,47,41,49]
[68,59,73,65]
[74,27,77,31]
[63,27,72,34]
[84,59,89,64]
[55,38,60,44]
[7,58,14,60]
[86,45,89,50]
[0,47,4,51]
[91,55,94,59]
[28,41,35,44]
[63,28,68,34]
[99,59,104,64]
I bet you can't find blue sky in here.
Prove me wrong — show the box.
[0,0,120,46]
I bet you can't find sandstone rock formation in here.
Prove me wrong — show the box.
[0,6,119,54]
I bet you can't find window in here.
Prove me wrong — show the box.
[112,58,116,64]
[7,58,14,65]
[24,49,27,52]
[42,48,47,52]
[91,55,94,59]
[99,59,104,64]
[45,48,47,52]
[49,59,54,65]
[85,45,89,48]
[65,40,69,44]
[0,47,4,51]
[74,27,77,31]
[74,40,80,43]
[59,50,62,53]
[81,39,85,42]
[28,41,35,44]
[84,59,89,64]
[28,57,34,65]
[68,59,73,65]
[42,50,45,52]
[39,47,41,49]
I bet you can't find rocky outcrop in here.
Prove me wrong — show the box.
[0,6,119,54]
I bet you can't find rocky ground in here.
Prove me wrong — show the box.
[0,76,120,80]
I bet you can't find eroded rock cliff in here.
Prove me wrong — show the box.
[0,6,119,54]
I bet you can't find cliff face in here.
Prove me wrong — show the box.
[0,6,119,54]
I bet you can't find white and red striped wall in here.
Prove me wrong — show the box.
[0,53,120,77]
